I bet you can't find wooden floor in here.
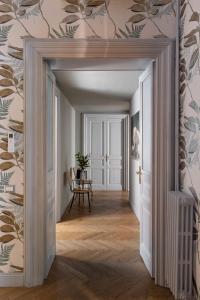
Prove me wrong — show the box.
[0,191,174,300]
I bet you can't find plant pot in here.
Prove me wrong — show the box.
[80,170,87,180]
[76,169,81,179]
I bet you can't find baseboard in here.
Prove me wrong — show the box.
[0,273,24,287]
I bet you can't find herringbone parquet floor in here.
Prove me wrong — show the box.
[0,191,174,300]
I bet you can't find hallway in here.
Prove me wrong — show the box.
[54,191,174,299]
[0,192,174,300]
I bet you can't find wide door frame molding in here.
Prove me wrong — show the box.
[82,113,129,191]
[24,38,176,287]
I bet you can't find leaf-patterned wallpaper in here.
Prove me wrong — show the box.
[179,0,200,298]
[0,0,176,277]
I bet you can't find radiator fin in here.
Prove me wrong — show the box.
[166,191,193,300]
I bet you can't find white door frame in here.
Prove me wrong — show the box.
[83,113,129,191]
[55,88,62,222]
[24,39,176,287]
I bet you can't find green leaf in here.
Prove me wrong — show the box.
[188,139,198,154]
[189,100,199,113]
[0,244,14,266]
[64,24,79,38]
[130,24,145,38]
[0,98,12,120]
[0,171,13,192]
[184,116,197,133]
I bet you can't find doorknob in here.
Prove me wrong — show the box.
[136,166,142,184]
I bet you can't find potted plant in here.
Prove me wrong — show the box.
[75,152,90,180]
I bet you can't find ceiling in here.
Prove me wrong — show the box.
[52,59,151,112]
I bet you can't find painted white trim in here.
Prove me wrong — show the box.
[49,58,152,71]
[175,0,180,190]
[55,88,62,222]
[124,115,129,191]
[24,39,176,287]
[0,273,24,287]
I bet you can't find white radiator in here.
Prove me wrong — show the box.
[166,191,194,300]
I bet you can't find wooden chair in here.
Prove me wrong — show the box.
[79,179,93,200]
[70,167,93,199]
[66,172,91,213]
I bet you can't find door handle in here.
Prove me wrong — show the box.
[105,154,110,162]
[136,166,142,184]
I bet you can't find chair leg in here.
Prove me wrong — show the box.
[69,194,75,213]
[90,184,93,200]
[87,192,91,213]
[78,193,81,206]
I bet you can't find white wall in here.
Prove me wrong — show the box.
[57,89,75,218]
[129,88,141,221]
[75,111,82,153]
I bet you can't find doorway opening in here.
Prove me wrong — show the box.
[24,39,175,291]
[44,59,164,296]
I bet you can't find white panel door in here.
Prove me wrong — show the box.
[84,114,126,191]
[45,65,56,277]
[106,119,123,190]
[139,64,153,276]
[86,117,107,190]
